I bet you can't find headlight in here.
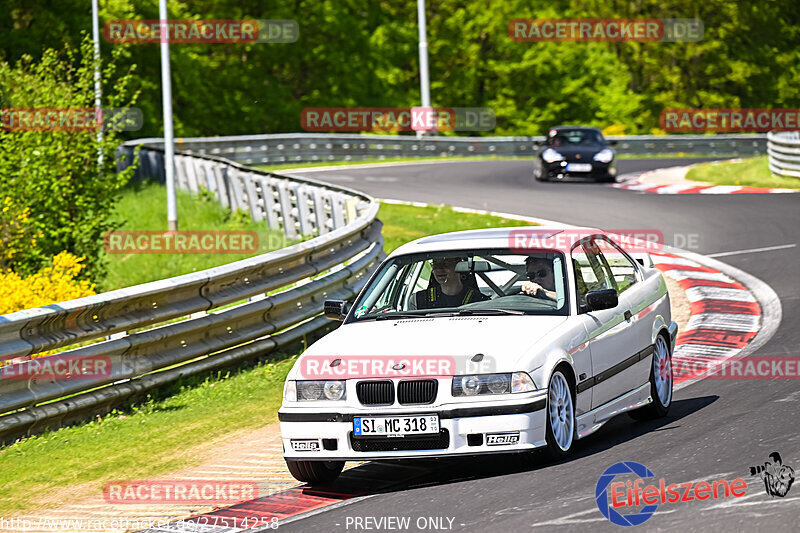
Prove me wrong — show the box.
[542,148,564,163]
[593,148,614,163]
[283,380,297,401]
[511,372,536,393]
[452,372,536,396]
[295,380,346,401]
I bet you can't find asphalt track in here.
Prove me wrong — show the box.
[278,158,799,532]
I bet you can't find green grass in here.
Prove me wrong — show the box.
[685,156,800,189]
[0,358,294,515]
[615,152,750,160]
[257,153,721,172]
[99,180,301,291]
[378,202,537,254]
[257,155,529,171]
[0,201,537,516]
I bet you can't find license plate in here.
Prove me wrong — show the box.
[566,163,592,172]
[353,415,439,437]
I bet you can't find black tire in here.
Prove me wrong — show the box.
[629,335,673,420]
[285,459,344,484]
[544,368,577,460]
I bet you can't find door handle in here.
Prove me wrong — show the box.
[624,310,632,321]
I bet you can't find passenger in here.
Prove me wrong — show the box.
[414,257,489,309]
[521,257,557,300]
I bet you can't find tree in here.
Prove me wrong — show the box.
[0,36,139,278]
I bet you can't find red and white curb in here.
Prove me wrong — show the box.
[615,166,797,194]
[650,252,762,387]
[616,180,795,194]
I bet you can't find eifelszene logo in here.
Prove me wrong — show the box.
[595,461,748,526]
[749,452,795,497]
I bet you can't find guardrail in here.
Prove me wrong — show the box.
[0,141,385,442]
[0,131,775,442]
[767,131,800,179]
[140,133,767,167]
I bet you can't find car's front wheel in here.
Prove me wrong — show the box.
[544,369,576,459]
[285,459,344,484]
[629,335,673,420]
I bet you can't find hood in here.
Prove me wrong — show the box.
[292,315,569,379]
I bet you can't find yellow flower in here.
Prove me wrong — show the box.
[0,252,95,316]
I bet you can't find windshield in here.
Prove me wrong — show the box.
[548,129,605,147]
[349,249,570,321]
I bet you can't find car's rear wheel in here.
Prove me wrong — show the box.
[544,369,576,459]
[629,335,673,420]
[285,459,344,484]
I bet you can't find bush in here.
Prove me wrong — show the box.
[0,36,139,280]
[602,124,627,136]
[0,251,95,316]
[0,196,41,271]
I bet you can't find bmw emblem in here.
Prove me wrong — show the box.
[392,363,406,370]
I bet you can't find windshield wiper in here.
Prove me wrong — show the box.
[373,313,427,320]
[455,308,526,316]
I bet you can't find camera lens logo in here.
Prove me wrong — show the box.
[596,461,658,526]
[750,452,795,498]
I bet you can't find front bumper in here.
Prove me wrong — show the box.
[542,160,616,179]
[279,393,548,460]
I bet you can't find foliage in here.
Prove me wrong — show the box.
[1,1,796,139]
[0,36,139,279]
[0,196,40,271]
[0,251,95,316]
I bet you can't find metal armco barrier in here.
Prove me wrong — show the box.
[767,131,800,179]
[0,140,384,441]
[136,133,767,166]
[0,131,773,441]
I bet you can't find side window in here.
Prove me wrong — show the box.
[594,238,639,294]
[571,238,615,312]
[399,261,432,309]
[372,264,408,311]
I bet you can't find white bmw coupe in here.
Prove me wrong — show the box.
[279,227,677,484]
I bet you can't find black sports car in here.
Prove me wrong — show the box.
[534,126,617,182]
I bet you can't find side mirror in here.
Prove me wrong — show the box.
[324,300,349,321]
[585,289,618,311]
[607,139,619,146]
